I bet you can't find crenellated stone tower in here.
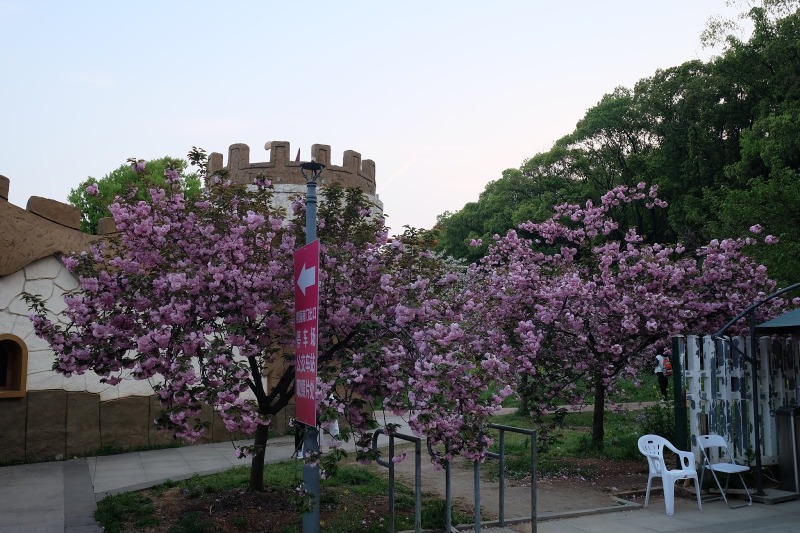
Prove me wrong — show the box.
[208,141,383,214]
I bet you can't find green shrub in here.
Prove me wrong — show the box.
[418,499,470,529]
[637,402,675,440]
[94,492,158,533]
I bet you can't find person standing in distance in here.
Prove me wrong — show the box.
[655,353,671,401]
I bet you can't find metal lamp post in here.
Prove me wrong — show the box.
[300,161,324,243]
[299,160,324,532]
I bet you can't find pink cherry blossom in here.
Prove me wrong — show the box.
[466,183,785,443]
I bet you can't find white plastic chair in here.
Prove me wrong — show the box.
[697,434,752,508]
[638,434,703,515]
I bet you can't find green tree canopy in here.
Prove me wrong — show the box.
[435,3,800,286]
[68,155,202,234]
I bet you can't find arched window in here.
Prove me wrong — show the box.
[0,334,27,398]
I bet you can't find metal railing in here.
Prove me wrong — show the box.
[372,423,538,533]
[371,429,422,532]
[426,438,457,533]
[485,423,537,530]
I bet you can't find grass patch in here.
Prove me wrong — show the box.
[166,511,214,533]
[609,374,661,403]
[94,492,160,533]
[502,374,662,409]
[96,461,467,533]
[487,406,650,481]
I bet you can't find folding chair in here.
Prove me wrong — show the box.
[638,434,702,515]
[697,434,752,508]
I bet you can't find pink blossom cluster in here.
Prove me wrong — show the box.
[465,183,784,425]
[309,213,511,463]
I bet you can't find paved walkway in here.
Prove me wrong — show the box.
[526,497,800,532]
[3,407,800,532]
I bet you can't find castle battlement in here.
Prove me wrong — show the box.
[207,141,376,195]
[0,175,81,230]
[0,176,101,277]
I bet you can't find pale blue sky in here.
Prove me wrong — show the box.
[0,1,742,233]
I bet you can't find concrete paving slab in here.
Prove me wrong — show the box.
[184,459,240,472]
[139,451,184,462]
[0,489,62,511]
[0,509,62,528]
[105,455,149,466]
[0,458,103,532]
[0,518,64,533]
[518,496,800,533]
[143,466,195,480]
[139,458,188,470]
[1,465,62,487]
[91,470,149,493]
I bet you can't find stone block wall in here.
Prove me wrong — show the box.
[0,390,287,463]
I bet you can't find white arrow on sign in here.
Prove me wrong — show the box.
[297,264,316,295]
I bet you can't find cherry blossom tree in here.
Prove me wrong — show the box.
[468,183,786,446]
[28,170,300,489]
[26,163,510,492]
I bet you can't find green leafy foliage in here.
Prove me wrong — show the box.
[67,155,202,234]
[636,402,676,441]
[94,492,158,533]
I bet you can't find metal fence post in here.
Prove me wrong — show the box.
[672,335,689,451]
[445,456,452,532]
[499,429,506,525]
[487,424,537,530]
[474,459,481,532]
[531,429,537,533]
[414,438,422,530]
[388,435,395,532]
[372,429,423,532]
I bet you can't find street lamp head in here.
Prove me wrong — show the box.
[300,161,325,183]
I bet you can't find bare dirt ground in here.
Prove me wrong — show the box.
[124,450,653,532]
[373,445,651,522]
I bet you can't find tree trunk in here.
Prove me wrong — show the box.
[591,374,605,447]
[520,375,529,413]
[244,355,295,492]
[248,423,270,491]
